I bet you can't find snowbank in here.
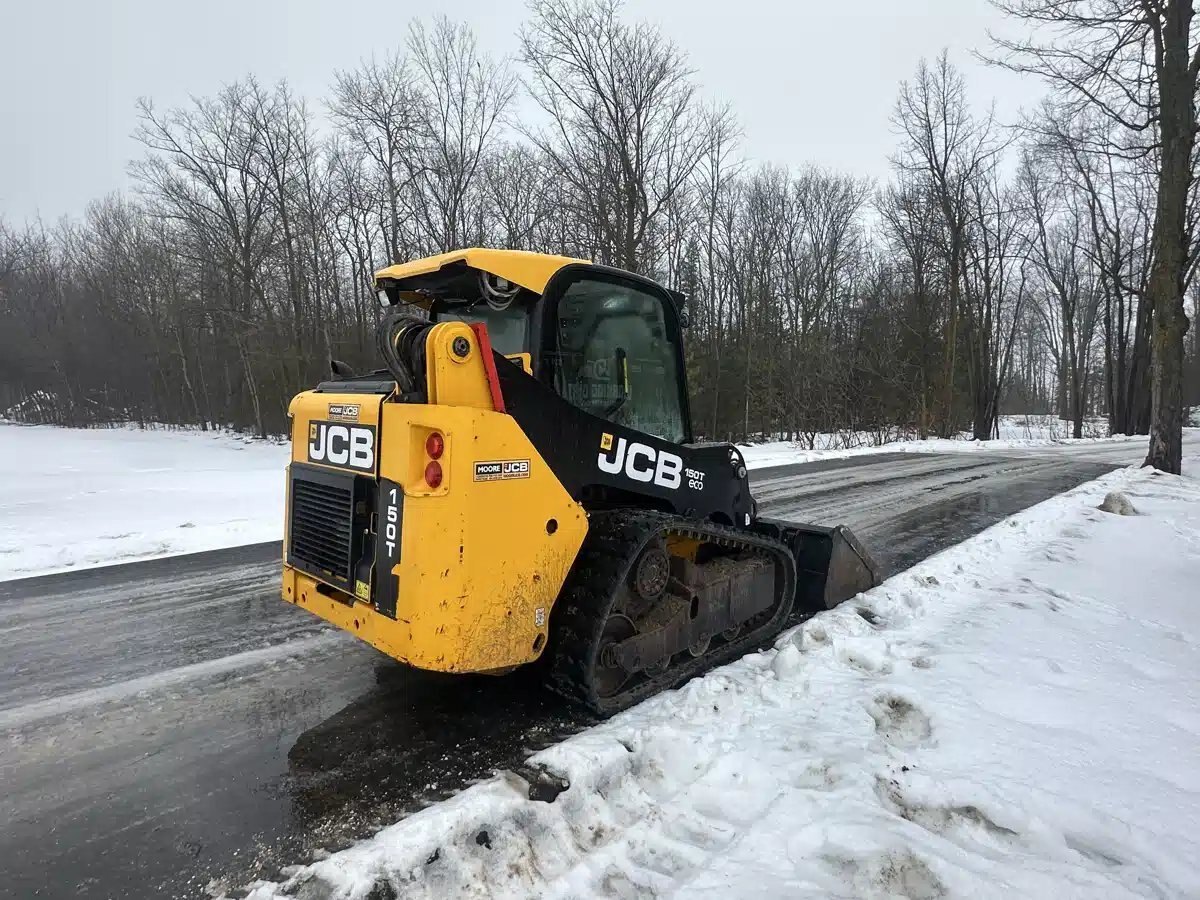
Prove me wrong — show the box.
[238,458,1200,899]
[736,415,1153,468]
[0,424,289,581]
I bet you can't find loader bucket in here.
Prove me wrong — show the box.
[787,523,880,611]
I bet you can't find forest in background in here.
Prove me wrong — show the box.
[1,0,1198,462]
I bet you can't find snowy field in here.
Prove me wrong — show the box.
[0,418,1185,581]
[0,424,289,581]
[240,449,1200,900]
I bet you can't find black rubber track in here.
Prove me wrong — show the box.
[546,510,797,715]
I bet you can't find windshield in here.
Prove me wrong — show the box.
[434,302,530,356]
[552,276,686,443]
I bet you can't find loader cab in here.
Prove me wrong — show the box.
[376,251,692,443]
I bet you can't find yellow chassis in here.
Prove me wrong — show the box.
[282,322,588,673]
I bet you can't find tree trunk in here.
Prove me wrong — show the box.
[1056,361,1067,421]
[1144,0,1196,474]
[1126,295,1153,434]
[237,335,266,439]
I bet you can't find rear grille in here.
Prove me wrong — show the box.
[289,467,356,589]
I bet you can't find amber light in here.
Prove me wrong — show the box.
[425,431,445,459]
[424,460,443,489]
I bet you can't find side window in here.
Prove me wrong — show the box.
[553,278,686,443]
[434,303,529,356]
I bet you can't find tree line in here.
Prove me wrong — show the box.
[1,0,1196,469]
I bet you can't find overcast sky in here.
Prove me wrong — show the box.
[0,0,1041,225]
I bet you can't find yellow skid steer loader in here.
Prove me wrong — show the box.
[282,249,878,714]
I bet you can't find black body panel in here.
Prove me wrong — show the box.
[495,356,753,523]
[373,478,403,618]
[314,377,397,394]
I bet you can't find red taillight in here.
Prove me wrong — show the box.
[425,431,445,459]
[424,460,443,489]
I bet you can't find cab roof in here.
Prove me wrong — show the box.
[374,248,590,304]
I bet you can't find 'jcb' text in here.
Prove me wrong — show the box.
[308,422,375,471]
[597,437,686,490]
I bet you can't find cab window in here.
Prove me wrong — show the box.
[551,276,687,443]
[433,302,529,356]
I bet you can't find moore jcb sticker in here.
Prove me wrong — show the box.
[327,403,360,422]
[473,459,531,481]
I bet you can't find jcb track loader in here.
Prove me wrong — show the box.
[282,250,879,715]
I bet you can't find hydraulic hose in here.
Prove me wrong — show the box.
[376,308,434,397]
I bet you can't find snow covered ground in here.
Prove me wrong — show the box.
[0,424,289,581]
[239,453,1200,900]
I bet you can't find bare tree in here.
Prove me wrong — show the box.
[480,142,559,250]
[892,51,1008,437]
[330,55,423,263]
[989,0,1199,470]
[519,0,720,274]
[1034,107,1156,434]
[132,81,279,436]
[961,159,1030,438]
[1020,150,1102,436]
[406,17,517,251]
[877,179,945,436]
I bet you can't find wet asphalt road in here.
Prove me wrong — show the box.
[0,450,1121,899]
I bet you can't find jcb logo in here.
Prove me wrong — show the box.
[308,421,375,471]
[597,433,683,490]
